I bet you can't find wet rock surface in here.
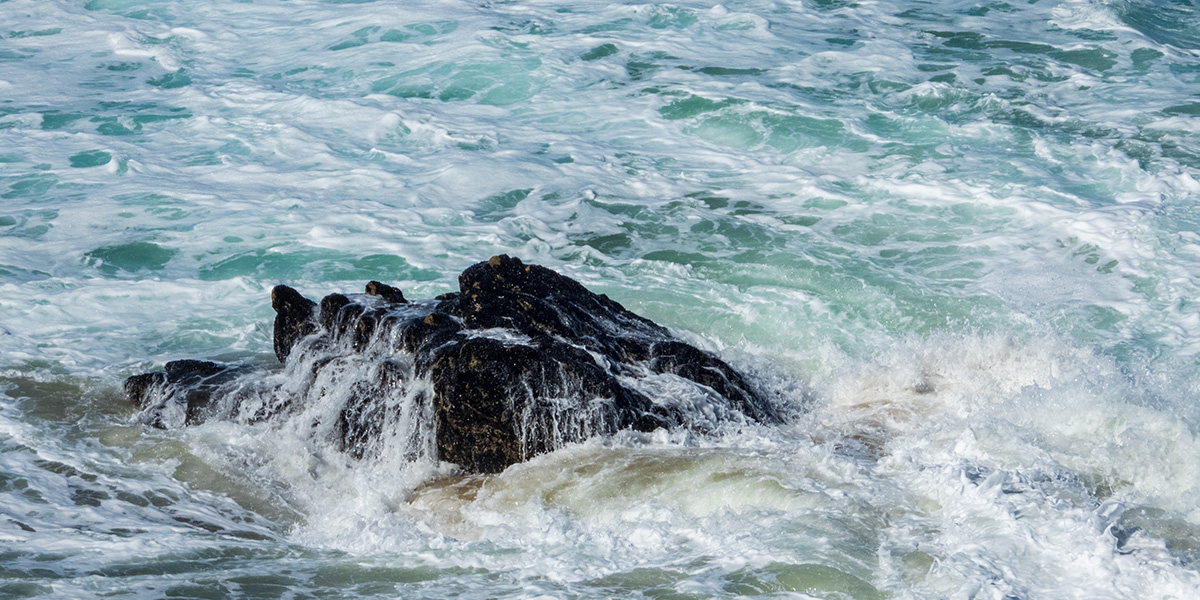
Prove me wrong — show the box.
[124,359,255,428]
[127,255,781,473]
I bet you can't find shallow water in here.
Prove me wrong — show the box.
[3,0,1200,598]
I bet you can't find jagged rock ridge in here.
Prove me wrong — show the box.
[126,255,781,473]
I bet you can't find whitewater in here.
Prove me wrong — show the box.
[3,0,1200,597]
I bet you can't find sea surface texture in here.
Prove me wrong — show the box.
[3,0,1200,598]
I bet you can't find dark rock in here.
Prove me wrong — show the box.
[126,255,781,474]
[272,285,317,362]
[428,335,667,473]
[123,371,167,409]
[124,359,254,428]
[365,280,407,304]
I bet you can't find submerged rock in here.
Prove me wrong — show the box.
[127,255,781,473]
[124,359,255,428]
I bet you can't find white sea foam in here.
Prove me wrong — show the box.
[3,0,1200,596]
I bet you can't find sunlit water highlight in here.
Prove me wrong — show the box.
[3,0,1200,598]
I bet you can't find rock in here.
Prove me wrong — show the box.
[272,285,317,362]
[124,359,254,428]
[126,255,781,474]
[365,280,407,304]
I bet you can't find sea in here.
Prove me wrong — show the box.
[2,0,1200,598]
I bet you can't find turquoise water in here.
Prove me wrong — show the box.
[3,0,1200,597]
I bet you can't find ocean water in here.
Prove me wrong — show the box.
[3,0,1200,597]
